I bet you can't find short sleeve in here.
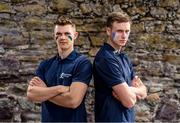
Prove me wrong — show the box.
[72,57,92,85]
[35,60,47,82]
[94,57,125,88]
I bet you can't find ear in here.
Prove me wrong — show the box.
[54,27,57,40]
[53,33,57,40]
[106,27,111,36]
[74,32,78,40]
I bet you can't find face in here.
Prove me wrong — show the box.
[107,21,130,48]
[54,24,78,51]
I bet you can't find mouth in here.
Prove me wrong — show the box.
[119,40,126,42]
[57,41,68,46]
[59,41,67,43]
[57,39,68,43]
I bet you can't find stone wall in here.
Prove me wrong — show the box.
[0,0,180,122]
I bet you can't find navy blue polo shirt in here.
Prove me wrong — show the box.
[35,50,92,122]
[93,43,135,122]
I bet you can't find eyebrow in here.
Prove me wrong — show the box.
[56,32,71,35]
[116,29,130,32]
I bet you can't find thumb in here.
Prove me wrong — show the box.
[135,76,138,79]
[35,77,43,82]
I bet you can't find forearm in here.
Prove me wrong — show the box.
[113,83,137,108]
[131,76,147,99]
[113,90,136,108]
[27,85,69,103]
[49,82,87,109]
[124,87,137,106]
[49,92,78,109]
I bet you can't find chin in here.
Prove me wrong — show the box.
[61,46,69,50]
[119,44,126,47]
[58,45,67,50]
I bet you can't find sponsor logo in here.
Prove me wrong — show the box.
[59,73,72,79]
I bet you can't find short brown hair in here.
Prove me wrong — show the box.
[106,12,131,28]
[54,15,76,28]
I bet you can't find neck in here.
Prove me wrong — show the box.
[107,39,122,52]
[58,47,73,59]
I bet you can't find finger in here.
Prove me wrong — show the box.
[131,82,136,86]
[132,80,138,86]
[35,77,47,86]
[137,95,143,100]
[135,76,138,79]
[34,77,43,82]
[134,83,138,86]
[31,78,40,84]
[29,81,37,86]
[33,77,41,82]
[112,91,116,95]
[29,81,34,86]
[33,78,44,85]
[113,94,119,100]
[31,81,38,86]
[31,79,41,86]
[32,77,39,81]
[132,76,138,84]
[137,78,144,86]
[112,91,118,98]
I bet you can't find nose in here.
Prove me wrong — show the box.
[56,35,66,42]
[60,34,66,39]
[121,31,126,39]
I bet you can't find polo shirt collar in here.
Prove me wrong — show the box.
[104,43,115,52]
[103,43,122,55]
[56,50,77,61]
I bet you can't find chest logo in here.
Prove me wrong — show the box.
[59,73,72,79]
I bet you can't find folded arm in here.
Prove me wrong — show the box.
[112,82,137,108]
[131,76,147,99]
[112,76,147,108]
[49,82,88,109]
[27,77,69,103]
[27,77,88,109]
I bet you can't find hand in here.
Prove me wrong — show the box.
[131,76,147,100]
[136,94,145,100]
[29,77,47,87]
[132,76,144,87]
[112,91,119,100]
[131,76,138,87]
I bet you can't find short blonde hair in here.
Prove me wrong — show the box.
[54,15,76,29]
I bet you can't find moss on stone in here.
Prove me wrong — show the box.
[90,36,104,46]
[24,17,53,30]
[0,3,10,12]
[163,54,180,64]
[11,0,27,3]
[131,22,145,33]
[52,0,75,13]
[75,36,86,46]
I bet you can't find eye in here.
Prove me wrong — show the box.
[65,32,71,36]
[125,30,130,34]
[56,32,62,36]
[117,30,123,33]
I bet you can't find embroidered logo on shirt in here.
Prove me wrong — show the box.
[59,73,72,79]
